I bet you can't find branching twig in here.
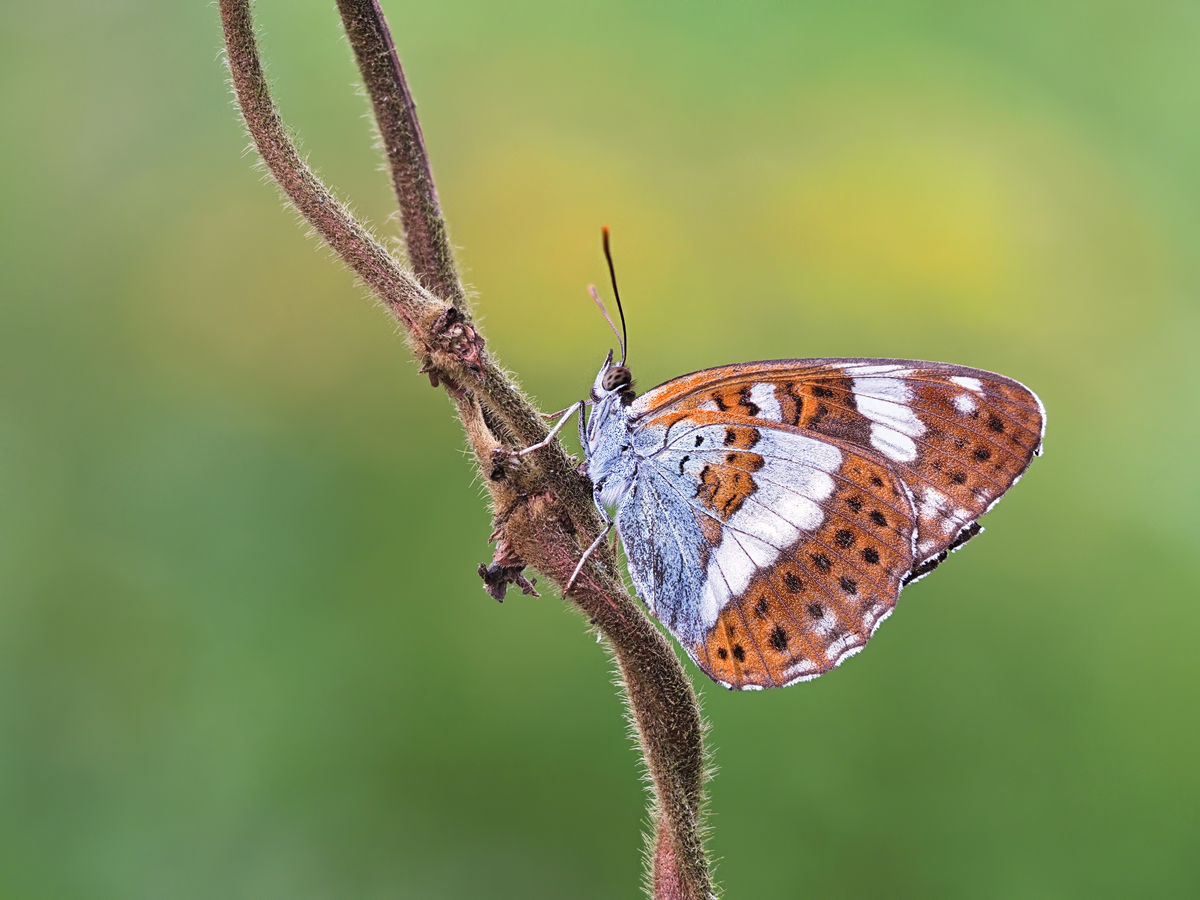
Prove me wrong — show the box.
[219,2,713,896]
[335,0,464,308]
[221,0,436,332]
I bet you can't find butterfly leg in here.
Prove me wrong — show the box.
[539,403,579,419]
[495,400,584,458]
[566,516,614,591]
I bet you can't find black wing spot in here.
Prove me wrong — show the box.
[807,603,824,619]
[835,529,855,548]
[951,472,967,485]
[811,553,832,572]
[862,547,880,564]
[846,497,863,512]
[732,644,746,662]
[717,647,728,660]
[870,510,888,527]
[813,385,834,398]
[769,625,789,651]
[678,454,690,475]
[870,476,884,488]
[754,597,768,618]
[839,576,858,595]
[973,447,991,462]
[988,415,1005,433]
[694,435,704,447]
[784,572,804,593]
[724,428,736,445]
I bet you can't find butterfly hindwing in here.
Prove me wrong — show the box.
[630,358,1044,575]
[621,411,916,689]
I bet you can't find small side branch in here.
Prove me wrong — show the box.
[220,0,438,332]
[335,0,466,307]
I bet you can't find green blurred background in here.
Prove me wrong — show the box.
[2,1,1197,897]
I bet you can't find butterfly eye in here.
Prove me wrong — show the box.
[602,366,633,392]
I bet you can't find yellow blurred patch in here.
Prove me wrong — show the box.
[752,85,1167,338]
[791,147,1009,299]
[763,137,1020,325]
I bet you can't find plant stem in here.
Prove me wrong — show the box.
[335,0,465,307]
[220,0,435,331]
[218,3,714,895]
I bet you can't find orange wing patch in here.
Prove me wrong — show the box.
[671,376,864,436]
[695,448,915,688]
[695,383,771,419]
[694,449,764,520]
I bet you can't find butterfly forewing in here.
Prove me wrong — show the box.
[631,358,1044,575]
[630,411,916,689]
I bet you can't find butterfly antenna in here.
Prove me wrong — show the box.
[588,284,624,361]
[601,225,628,364]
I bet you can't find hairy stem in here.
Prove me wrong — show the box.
[220,0,437,330]
[465,433,713,899]
[335,0,465,307]
[219,3,713,896]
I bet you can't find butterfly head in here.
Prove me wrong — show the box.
[591,350,636,405]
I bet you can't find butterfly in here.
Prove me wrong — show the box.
[510,229,1045,690]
